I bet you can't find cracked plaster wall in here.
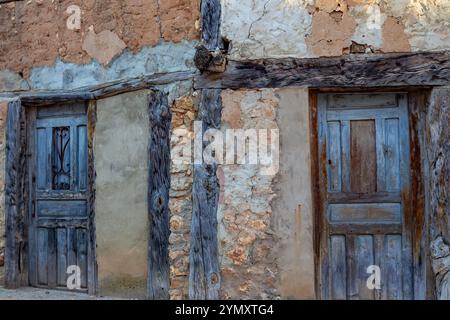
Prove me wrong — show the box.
[0,0,199,91]
[221,0,450,59]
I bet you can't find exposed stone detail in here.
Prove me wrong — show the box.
[0,0,199,78]
[218,89,279,299]
[431,237,450,300]
[168,95,196,300]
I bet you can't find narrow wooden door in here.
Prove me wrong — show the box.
[28,103,92,292]
[318,93,413,300]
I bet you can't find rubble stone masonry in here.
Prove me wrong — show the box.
[169,95,196,299]
[218,89,279,299]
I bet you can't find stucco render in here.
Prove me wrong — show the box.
[0,0,199,79]
[94,90,150,298]
[272,87,315,299]
[94,87,195,298]
[221,0,450,59]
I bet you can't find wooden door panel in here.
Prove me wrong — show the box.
[350,120,376,193]
[56,228,68,287]
[318,93,413,300]
[327,121,342,192]
[384,118,400,191]
[29,104,90,291]
[330,235,346,299]
[328,233,406,300]
[329,203,401,223]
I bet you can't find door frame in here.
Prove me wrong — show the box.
[310,89,434,300]
[4,99,97,294]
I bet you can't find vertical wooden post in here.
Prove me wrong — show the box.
[87,100,98,295]
[427,87,450,300]
[200,0,221,50]
[189,89,222,299]
[427,87,449,240]
[147,90,171,299]
[4,99,27,288]
[188,0,223,300]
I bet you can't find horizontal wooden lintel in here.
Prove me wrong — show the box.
[195,51,450,89]
[0,70,195,106]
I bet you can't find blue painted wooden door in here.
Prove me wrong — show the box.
[318,93,413,300]
[28,104,89,291]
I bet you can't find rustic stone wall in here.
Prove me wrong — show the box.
[221,0,450,59]
[218,89,279,299]
[0,0,199,79]
[217,88,316,299]
[168,95,196,300]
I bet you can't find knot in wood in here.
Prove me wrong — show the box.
[210,272,219,285]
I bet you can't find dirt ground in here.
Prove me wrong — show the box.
[0,286,123,300]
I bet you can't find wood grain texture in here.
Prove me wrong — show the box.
[27,103,93,292]
[4,99,28,288]
[147,91,171,299]
[318,93,413,300]
[201,0,222,50]
[195,52,450,89]
[1,71,195,106]
[189,89,222,300]
[427,88,450,240]
[408,90,434,299]
[188,0,223,300]
[350,120,376,193]
[86,101,98,294]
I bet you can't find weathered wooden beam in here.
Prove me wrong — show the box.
[188,0,223,300]
[4,99,27,288]
[427,87,449,240]
[1,70,195,106]
[189,89,222,300]
[147,91,171,299]
[195,51,450,89]
[86,101,98,295]
[194,45,227,73]
[201,0,222,50]
[89,71,195,100]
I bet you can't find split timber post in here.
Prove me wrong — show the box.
[147,90,171,299]
[189,0,222,299]
[4,99,27,288]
